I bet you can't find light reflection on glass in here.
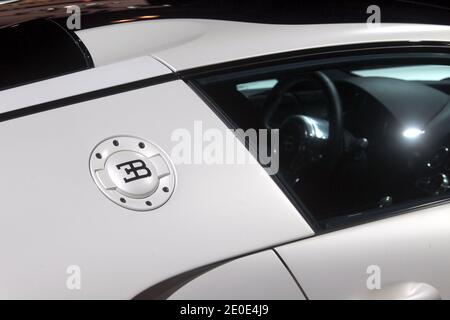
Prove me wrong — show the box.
[403,128,425,139]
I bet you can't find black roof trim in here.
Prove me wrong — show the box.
[179,41,450,79]
[0,73,177,123]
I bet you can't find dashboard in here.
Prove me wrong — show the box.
[246,72,450,218]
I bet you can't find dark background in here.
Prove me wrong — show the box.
[0,0,449,29]
[149,0,450,24]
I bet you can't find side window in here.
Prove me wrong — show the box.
[192,54,450,229]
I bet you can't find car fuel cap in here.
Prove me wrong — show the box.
[89,136,176,211]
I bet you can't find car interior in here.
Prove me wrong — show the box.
[196,62,450,228]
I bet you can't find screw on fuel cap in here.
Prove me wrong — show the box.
[89,136,176,211]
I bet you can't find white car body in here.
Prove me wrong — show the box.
[1,19,450,299]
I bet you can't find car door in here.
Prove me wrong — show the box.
[276,203,449,299]
[188,43,450,300]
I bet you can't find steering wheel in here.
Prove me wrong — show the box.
[262,71,344,176]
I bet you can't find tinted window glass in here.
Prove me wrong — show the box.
[194,58,450,229]
[0,19,92,91]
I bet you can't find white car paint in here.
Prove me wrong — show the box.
[76,19,450,70]
[169,250,306,300]
[0,79,312,299]
[276,203,450,299]
[1,18,450,299]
